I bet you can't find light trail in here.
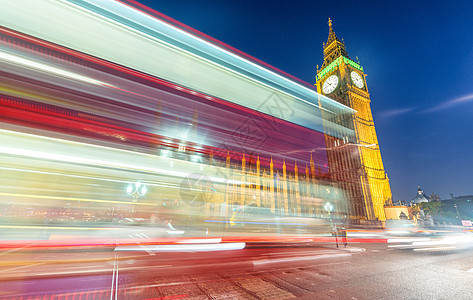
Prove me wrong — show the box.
[114,242,246,252]
[413,246,457,252]
[0,166,181,190]
[0,50,110,86]
[0,128,251,185]
[252,253,351,266]
[2,0,356,141]
[0,192,156,206]
[73,0,352,113]
[204,220,308,226]
[0,225,122,230]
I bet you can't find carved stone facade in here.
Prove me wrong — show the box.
[202,152,344,219]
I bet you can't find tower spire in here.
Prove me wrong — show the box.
[325,18,342,48]
[320,18,350,70]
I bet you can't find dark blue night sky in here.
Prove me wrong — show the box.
[140,0,473,203]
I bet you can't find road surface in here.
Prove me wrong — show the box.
[1,243,473,299]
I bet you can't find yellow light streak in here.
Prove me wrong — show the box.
[0,166,181,190]
[0,192,156,206]
[0,225,121,230]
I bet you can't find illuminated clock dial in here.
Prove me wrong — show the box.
[322,75,339,94]
[350,71,364,88]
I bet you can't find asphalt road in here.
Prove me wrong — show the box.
[1,243,473,299]
[274,243,473,299]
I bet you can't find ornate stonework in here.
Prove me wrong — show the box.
[315,19,393,221]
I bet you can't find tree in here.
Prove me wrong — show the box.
[419,201,442,217]
[408,205,421,220]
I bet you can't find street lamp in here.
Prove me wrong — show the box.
[325,202,339,247]
[127,181,147,214]
[453,203,460,218]
[324,202,334,214]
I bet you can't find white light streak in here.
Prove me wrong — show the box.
[0,166,181,190]
[114,242,245,252]
[113,0,351,112]
[412,239,456,246]
[65,0,346,115]
[347,233,382,237]
[177,238,222,244]
[413,246,456,252]
[0,50,110,86]
[166,230,185,235]
[0,129,251,185]
[387,238,431,244]
[252,253,351,266]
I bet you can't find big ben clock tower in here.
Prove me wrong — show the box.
[315,19,392,221]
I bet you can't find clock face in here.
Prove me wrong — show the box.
[322,75,339,94]
[350,71,364,88]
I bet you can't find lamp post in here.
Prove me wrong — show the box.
[324,202,338,247]
[127,181,147,215]
[453,203,460,219]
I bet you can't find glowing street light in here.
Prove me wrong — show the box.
[324,202,334,213]
[325,201,339,247]
[453,203,460,218]
[127,181,147,202]
[127,181,147,214]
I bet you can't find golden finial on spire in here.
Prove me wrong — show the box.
[328,18,332,28]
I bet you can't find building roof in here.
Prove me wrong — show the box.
[324,18,344,50]
[411,186,429,205]
[318,18,358,78]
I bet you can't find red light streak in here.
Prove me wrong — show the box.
[0,26,326,167]
[0,235,387,252]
